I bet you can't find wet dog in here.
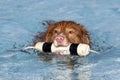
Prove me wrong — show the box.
[41,21,90,46]
[34,20,90,65]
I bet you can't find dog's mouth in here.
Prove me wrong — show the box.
[53,34,70,47]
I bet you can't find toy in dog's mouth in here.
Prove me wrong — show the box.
[23,42,99,56]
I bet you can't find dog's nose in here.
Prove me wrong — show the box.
[54,33,69,46]
[55,35,64,43]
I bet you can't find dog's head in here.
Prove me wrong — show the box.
[43,21,90,47]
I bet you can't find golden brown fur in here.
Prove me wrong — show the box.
[42,21,90,46]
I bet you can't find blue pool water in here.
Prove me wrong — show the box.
[0,0,120,80]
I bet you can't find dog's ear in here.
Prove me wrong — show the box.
[42,25,56,42]
[77,24,90,46]
[41,20,56,26]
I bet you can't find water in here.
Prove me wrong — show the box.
[0,0,120,80]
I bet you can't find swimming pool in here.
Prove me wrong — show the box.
[0,0,120,80]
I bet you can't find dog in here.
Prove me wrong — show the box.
[33,20,90,66]
[41,21,90,47]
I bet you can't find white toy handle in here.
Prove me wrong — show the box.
[24,42,98,56]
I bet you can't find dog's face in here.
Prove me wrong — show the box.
[43,21,90,47]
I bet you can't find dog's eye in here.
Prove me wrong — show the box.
[53,30,58,33]
[69,31,74,34]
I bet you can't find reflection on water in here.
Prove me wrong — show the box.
[38,52,92,80]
